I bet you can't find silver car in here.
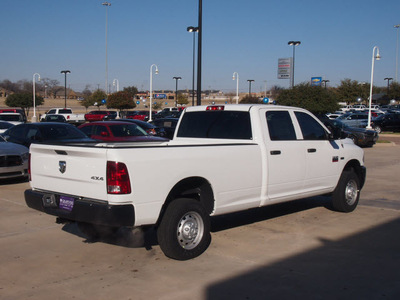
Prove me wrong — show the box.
[0,136,29,180]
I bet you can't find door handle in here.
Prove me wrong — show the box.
[307,148,317,153]
[270,150,281,155]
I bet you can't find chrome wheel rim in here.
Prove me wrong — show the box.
[345,179,358,206]
[177,211,204,250]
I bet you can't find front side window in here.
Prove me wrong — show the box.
[295,112,327,140]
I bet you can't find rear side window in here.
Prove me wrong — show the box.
[177,111,252,139]
[266,111,296,141]
[295,112,327,140]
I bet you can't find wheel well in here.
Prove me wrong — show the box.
[156,177,215,226]
[343,159,366,189]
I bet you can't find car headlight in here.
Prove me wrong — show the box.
[21,152,29,161]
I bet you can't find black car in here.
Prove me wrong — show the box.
[370,113,400,133]
[150,118,179,139]
[106,119,167,138]
[41,114,67,123]
[1,122,95,148]
[324,119,378,147]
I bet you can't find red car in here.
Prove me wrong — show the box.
[84,111,116,122]
[78,121,168,142]
[125,110,150,121]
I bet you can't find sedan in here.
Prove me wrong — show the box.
[78,121,168,142]
[324,119,378,147]
[1,123,94,148]
[41,114,67,123]
[84,110,116,122]
[336,112,369,128]
[0,136,29,180]
[371,113,400,133]
[106,119,167,137]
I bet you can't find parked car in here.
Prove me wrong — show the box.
[78,121,168,142]
[124,110,151,121]
[41,114,67,123]
[39,108,85,124]
[0,108,27,122]
[323,119,378,147]
[150,118,179,139]
[0,136,29,180]
[1,123,94,148]
[0,121,14,134]
[371,113,400,133]
[0,113,25,125]
[84,111,116,122]
[107,119,167,137]
[352,104,367,111]
[336,112,369,128]
[153,110,181,120]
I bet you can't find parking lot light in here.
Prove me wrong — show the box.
[367,46,380,130]
[32,73,40,122]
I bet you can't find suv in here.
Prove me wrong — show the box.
[371,113,400,133]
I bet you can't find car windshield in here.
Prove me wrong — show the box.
[330,120,350,129]
[0,122,14,129]
[40,124,88,140]
[109,124,147,137]
[374,114,386,120]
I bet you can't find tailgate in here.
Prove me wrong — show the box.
[29,143,109,201]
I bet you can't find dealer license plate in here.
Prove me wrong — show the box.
[59,196,74,212]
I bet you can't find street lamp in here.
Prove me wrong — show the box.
[102,1,111,94]
[247,79,254,96]
[322,79,330,89]
[60,70,71,108]
[232,72,239,104]
[197,0,202,106]
[149,64,158,122]
[367,46,380,130]
[173,77,181,108]
[112,79,119,92]
[384,77,393,95]
[32,73,40,122]
[395,24,400,82]
[187,26,199,107]
[288,41,301,88]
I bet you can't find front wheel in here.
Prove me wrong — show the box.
[332,170,360,212]
[374,126,382,134]
[157,198,211,260]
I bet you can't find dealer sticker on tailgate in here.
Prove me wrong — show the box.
[59,196,74,212]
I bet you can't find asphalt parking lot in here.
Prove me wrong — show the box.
[1,138,400,300]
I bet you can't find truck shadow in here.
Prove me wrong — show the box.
[61,196,332,251]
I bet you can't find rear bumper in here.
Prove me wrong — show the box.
[24,189,135,227]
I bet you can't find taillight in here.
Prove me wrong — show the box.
[28,153,31,181]
[67,115,70,119]
[206,105,224,111]
[146,128,157,135]
[107,161,131,194]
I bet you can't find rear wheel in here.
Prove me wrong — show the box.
[374,125,382,134]
[332,169,360,212]
[157,198,211,260]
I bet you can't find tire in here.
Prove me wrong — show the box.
[332,170,360,212]
[157,198,211,260]
[374,126,382,134]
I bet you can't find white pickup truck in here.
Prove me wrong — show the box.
[25,104,366,260]
[40,108,85,124]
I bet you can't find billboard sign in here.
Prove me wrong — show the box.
[155,94,167,99]
[311,77,322,86]
[278,58,292,79]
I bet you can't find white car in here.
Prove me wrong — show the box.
[0,113,24,125]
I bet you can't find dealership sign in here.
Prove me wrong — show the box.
[278,58,292,79]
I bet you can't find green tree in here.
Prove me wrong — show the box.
[277,83,339,114]
[107,91,136,111]
[5,92,44,116]
[90,89,107,109]
[152,101,163,110]
[388,82,400,101]
[123,86,138,99]
[335,79,367,104]
[177,93,189,106]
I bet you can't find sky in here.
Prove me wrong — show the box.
[1,0,400,94]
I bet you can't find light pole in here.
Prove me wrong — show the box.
[232,72,239,104]
[322,79,330,89]
[187,26,199,107]
[60,70,71,108]
[173,77,181,108]
[395,24,400,82]
[149,64,158,122]
[102,1,111,94]
[32,73,40,122]
[367,46,381,129]
[384,77,393,95]
[247,79,254,96]
[196,0,202,106]
[288,41,301,88]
